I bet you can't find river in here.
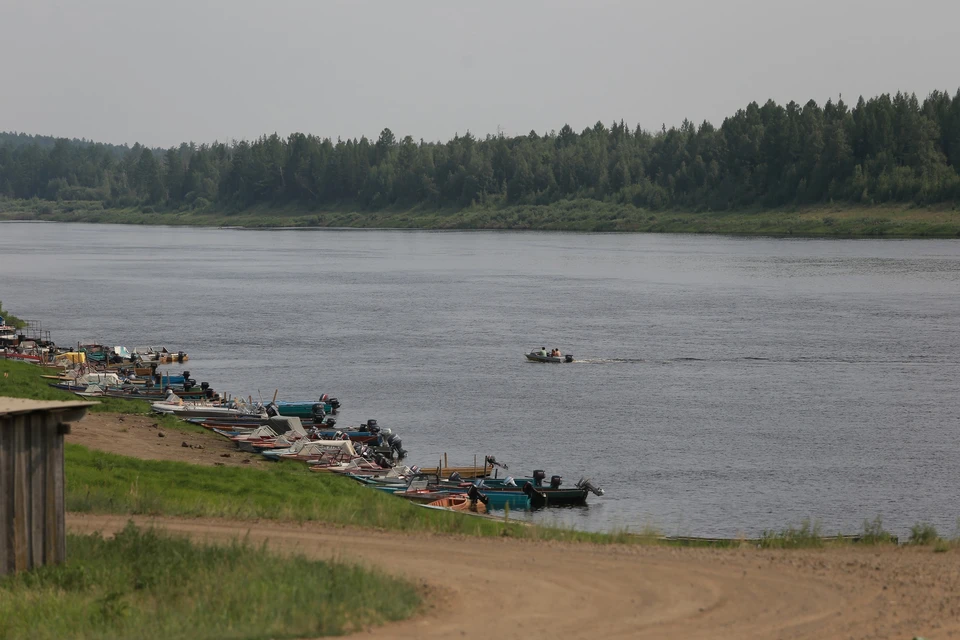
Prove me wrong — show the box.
[2,221,959,538]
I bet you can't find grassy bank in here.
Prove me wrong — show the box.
[0,359,202,433]
[2,197,959,237]
[65,443,625,542]
[0,522,418,640]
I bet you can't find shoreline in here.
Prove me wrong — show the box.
[2,199,959,238]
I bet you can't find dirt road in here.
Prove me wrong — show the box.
[68,513,959,640]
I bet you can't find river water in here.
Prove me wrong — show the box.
[2,221,959,538]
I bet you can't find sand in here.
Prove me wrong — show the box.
[66,413,960,640]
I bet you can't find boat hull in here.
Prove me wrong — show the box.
[524,352,573,363]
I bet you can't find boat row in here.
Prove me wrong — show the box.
[16,327,605,515]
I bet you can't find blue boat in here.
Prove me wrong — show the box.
[268,396,341,418]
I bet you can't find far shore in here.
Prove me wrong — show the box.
[1,198,959,238]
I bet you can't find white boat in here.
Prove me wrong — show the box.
[524,350,574,363]
[150,393,264,419]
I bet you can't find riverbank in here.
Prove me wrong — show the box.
[69,513,960,640]
[5,343,960,636]
[2,198,959,237]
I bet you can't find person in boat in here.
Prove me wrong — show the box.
[539,347,547,356]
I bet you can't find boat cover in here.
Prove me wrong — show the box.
[70,372,122,386]
[294,440,356,457]
[267,415,306,438]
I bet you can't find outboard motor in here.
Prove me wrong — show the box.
[327,397,340,414]
[467,484,490,506]
[265,402,279,418]
[311,403,326,421]
[182,371,190,380]
[386,433,406,459]
[177,351,185,363]
[503,476,517,487]
[374,453,392,469]
[324,418,337,429]
[484,455,508,470]
[550,475,562,490]
[532,469,546,488]
[564,354,574,363]
[200,381,210,391]
[368,422,381,436]
[576,477,605,497]
[449,471,462,483]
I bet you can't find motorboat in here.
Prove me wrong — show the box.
[525,350,574,363]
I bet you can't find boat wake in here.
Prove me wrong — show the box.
[562,355,954,366]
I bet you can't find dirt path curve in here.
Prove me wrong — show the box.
[68,513,959,640]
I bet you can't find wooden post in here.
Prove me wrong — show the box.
[444,452,448,468]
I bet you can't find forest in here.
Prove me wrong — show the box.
[1,91,959,216]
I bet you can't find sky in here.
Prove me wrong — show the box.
[1,0,958,149]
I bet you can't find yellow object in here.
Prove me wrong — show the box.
[63,352,86,364]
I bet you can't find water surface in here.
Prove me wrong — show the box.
[2,221,959,537]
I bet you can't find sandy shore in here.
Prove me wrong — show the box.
[67,412,960,640]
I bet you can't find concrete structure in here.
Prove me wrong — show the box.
[0,397,93,575]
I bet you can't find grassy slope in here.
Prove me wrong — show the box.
[66,443,563,538]
[0,359,203,432]
[0,523,418,640]
[2,197,959,237]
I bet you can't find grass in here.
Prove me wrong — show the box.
[860,515,897,545]
[0,300,26,329]
[65,443,622,542]
[758,518,825,549]
[909,522,940,545]
[0,522,419,640]
[3,196,960,237]
[0,359,203,434]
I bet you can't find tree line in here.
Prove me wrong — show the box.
[2,90,959,214]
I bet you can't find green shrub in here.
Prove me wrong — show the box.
[909,522,939,545]
[860,515,895,544]
[759,518,823,549]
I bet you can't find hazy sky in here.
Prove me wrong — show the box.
[2,0,958,148]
